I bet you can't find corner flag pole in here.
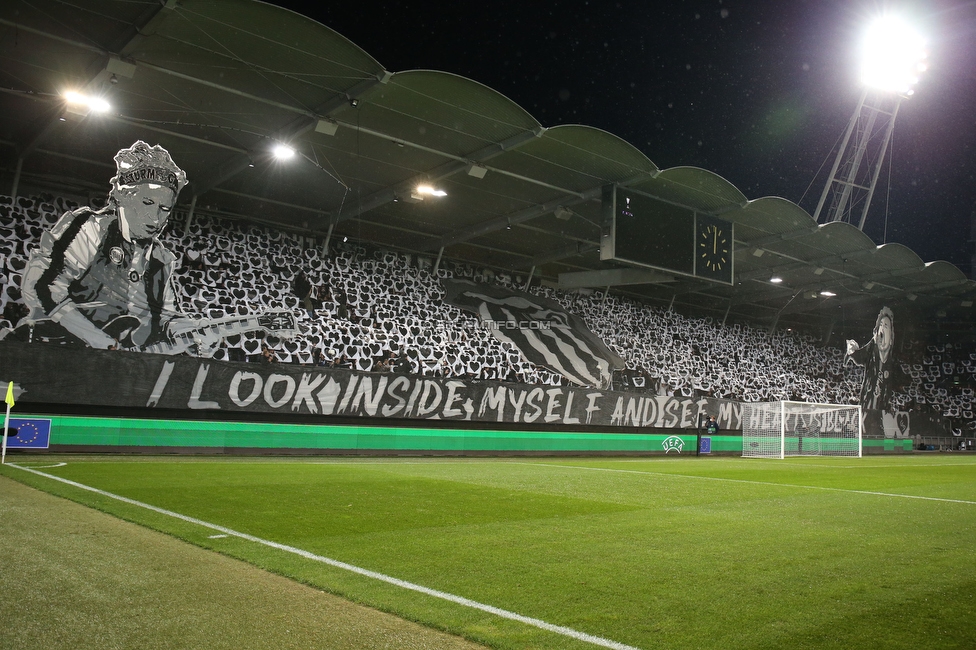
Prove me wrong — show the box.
[2,381,14,464]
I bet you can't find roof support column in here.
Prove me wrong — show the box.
[524,266,535,291]
[433,247,445,275]
[322,220,336,258]
[9,157,23,201]
[822,315,837,347]
[183,194,198,237]
[769,290,804,336]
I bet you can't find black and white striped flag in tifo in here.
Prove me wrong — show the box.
[443,279,624,389]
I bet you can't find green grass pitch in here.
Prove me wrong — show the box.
[4,455,976,649]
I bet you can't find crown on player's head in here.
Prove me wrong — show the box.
[111,141,187,195]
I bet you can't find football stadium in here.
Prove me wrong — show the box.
[2,2,975,649]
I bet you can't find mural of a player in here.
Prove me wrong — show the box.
[845,306,905,437]
[16,141,188,350]
[10,141,295,354]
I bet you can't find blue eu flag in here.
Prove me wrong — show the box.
[4,418,51,449]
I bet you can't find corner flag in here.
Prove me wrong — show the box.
[2,381,14,464]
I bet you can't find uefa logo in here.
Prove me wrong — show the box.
[662,436,684,454]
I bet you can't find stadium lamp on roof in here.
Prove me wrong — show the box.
[415,185,447,197]
[860,15,927,95]
[63,90,111,113]
[272,144,295,160]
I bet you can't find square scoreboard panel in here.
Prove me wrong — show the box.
[601,186,733,285]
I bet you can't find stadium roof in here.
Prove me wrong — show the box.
[2,0,975,338]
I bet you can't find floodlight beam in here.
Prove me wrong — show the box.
[860,16,927,94]
[813,15,926,232]
[272,144,295,160]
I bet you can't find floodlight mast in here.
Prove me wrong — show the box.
[813,16,927,233]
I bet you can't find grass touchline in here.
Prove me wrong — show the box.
[6,455,975,650]
[520,461,976,504]
[7,462,641,650]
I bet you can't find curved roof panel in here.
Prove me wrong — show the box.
[797,221,878,260]
[869,243,927,273]
[365,71,542,153]
[496,125,657,194]
[146,2,385,100]
[538,125,658,175]
[732,196,816,242]
[632,167,747,214]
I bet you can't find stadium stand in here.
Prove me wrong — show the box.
[2,192,974,424]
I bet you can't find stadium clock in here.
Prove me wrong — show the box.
[695,216,733,283]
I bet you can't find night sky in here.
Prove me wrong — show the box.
[274,0,976,272]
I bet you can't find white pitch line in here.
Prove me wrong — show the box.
[9,463,642,650]
[13,461,67,469]
[521,462,976,505]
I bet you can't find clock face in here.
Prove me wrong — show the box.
[699,224,729,271]
[695,217,733,283]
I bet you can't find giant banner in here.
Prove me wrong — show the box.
[0,342,741,431]
[442,279,625,389]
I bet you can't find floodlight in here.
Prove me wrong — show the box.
[769,276,783,284]
[860,15,927,94]
[273,144,295,160]
[63,90,111,113]
[88,97,111,113]
[816,15,925,231]
[415,185,447,197]
[820,290,836,297]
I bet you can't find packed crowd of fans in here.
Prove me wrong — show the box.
[2,193,974,419]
